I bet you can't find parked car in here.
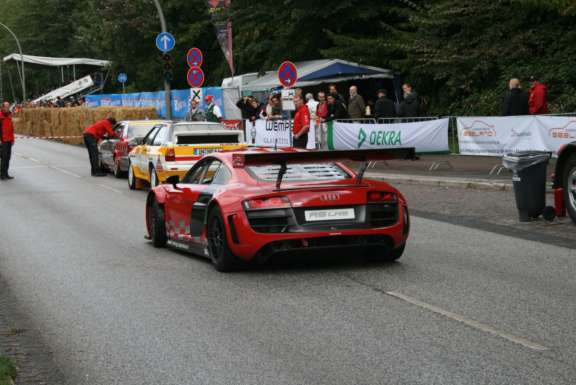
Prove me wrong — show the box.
[98,120,169,178]
[128,121,245,190]
[144,147,415,271]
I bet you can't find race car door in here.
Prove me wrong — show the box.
[165,158,228,244]
[132,125,161,177]
[98,122,125,169]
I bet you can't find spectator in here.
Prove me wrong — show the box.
[186,98,205,121]
[0,101,15,180]
[528,76,548,115]
[248,98,265,122]
[328,84,346,105]
[236,96,257,120]
[374,89,396,119]
[502,78,529,116]
[306,93,319,120]
[399,83,421,117]
[56,96,65,108]
[326,94,348,121]
[316,91,328,121]
[292,94,310,149]
[266,94,283,120]
[83,117,118,176]
[347,85,366,120]
[204,95,222,123]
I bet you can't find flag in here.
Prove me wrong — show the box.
[206,0,235,75]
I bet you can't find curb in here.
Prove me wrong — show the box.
[367,172,514,192]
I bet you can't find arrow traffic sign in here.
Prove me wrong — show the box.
[187,66,205,88]
[155,32,176,53]
[187,47,204,68]
[117,73,128,83]
[278,61,298,88]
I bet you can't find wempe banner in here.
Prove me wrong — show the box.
[328,118,449,152]
[245,120,316,149]
[457,116,576,156]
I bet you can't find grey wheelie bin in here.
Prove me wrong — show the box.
[502,151,551,222]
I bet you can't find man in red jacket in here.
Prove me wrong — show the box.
[529,76,548,115]
[0,101,15,180]
[292,94,310,149]
[83,117,118,176]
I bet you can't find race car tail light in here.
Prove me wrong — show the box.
[367,191,397,203]
[165,148,176,162]
[243,196,291,210]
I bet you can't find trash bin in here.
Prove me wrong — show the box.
[502,151,551,222]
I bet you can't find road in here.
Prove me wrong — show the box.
[1,139,576,385]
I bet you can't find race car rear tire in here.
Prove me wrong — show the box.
[128,162,138,190]
[207,207,243,272]
[563,155,576,224]
[113,158,125,178]
[150,199,167,248]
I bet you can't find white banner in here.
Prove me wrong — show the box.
[328,118,449,152]
[33,75,94,103]
[245,119,317,149]
[457,116,576,156]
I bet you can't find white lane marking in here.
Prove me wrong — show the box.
[12,165,48,169]
[97,184,122,194]
[385,291,549,351]
[15,152,41,163]
[50,166,82,179]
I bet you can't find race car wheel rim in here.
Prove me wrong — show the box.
[128,165,135,185]
[568,168,576,211]
[208,216,225,262]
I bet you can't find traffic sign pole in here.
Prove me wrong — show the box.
[153,0,173,119]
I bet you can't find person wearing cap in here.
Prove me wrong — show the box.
[204,95,222,123]
[374,89,396,119]
[528,76,548,115]
[83,117,118,176]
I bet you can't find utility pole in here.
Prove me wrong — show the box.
[0,22,25,102]
[152,0,172,119]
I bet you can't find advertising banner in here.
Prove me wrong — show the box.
[327,118,449,152]
[85,87,224,120]
[245,119,317,149]
[457,116,576,156]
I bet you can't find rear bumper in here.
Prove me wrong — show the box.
[157,161,197,182]
[226,205,409,261]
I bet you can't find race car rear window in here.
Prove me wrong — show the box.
[247,163,351,182]
[177,134,240,145]
[127,123,159,139]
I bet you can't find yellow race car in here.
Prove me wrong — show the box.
[127,121,245,189]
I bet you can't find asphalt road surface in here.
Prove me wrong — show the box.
[1,139,575,385]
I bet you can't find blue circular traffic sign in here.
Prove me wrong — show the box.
[187,48,204,68]
[278,61,298,88]
[156,32,176,53]
[187,66,205,88]
[117,72,128,83]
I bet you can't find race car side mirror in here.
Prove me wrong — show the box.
[166,175,180,188]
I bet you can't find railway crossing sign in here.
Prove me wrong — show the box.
[156,32,176,53]
[278,61,298,88]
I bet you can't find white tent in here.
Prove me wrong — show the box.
[3,54,110,67]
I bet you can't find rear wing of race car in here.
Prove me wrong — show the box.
[232,148,416,189]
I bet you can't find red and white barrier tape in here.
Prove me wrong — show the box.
[16,135,83,140]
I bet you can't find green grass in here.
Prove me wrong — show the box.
[0,356,16,385]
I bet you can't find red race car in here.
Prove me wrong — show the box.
[145,147,415,271]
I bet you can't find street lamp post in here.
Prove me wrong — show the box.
[0,22,26,102]
[152,0,172,119]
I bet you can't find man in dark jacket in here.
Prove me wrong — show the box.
[347,85,366,120]
[0,102,15,180]
[502,78,529,116]
[374,89,396,119]
[326,94,348,121]
[399,83,421,117]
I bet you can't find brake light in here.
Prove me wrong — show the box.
[165,148,176,162]
[243,196,291,210]
[368,191,397,202]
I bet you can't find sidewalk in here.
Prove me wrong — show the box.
[365,154,556,192]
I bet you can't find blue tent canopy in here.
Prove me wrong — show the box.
[235,59,393,92]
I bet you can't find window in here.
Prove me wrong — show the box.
[212,165,231,185]
[113,123,125,138]
[201,162,222,185]
[143,126,161,145]
[182,159,211,184]
[153,126,170,146]
[127,123,159,139]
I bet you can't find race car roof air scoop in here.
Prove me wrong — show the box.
[233,148,416,189]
